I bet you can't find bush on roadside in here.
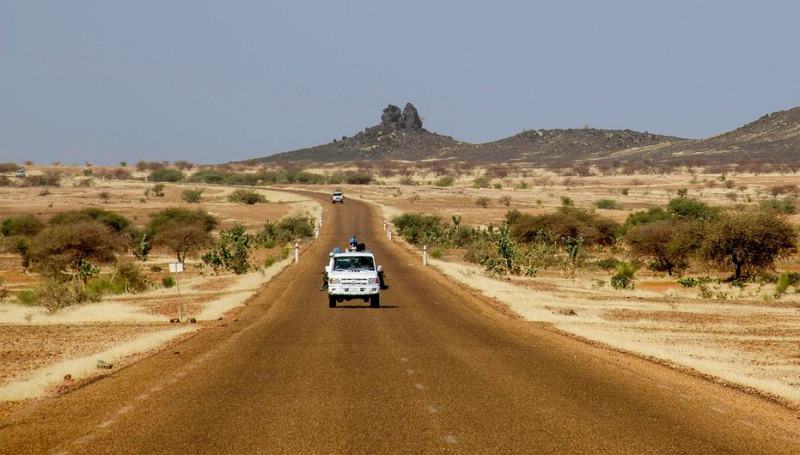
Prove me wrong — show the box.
[255,214,315,247]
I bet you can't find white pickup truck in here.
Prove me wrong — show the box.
[331,191,344,204]
[326,251,381,308]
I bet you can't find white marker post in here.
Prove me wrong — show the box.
[423,245,428,266]
[169,262,185,321]
[294,242,300,263]
[388,228,393,241]
[314,226,320,240]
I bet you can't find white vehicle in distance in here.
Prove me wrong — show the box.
[331,191,344,204]
[326,251,381,308]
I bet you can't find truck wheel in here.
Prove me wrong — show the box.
[370,294,380,308]
[328,295,336,308]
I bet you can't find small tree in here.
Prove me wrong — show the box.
[701,210,797,280]
[147,208,217,262]
[626,220,696,275]
[28,220,122,282]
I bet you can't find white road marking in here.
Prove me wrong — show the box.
[442,435,458,444]
[426,405,439,414]
[414,383,425,390]
[117,405,134,415]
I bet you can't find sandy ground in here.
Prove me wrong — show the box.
[0,179,320,404]
[316,171,800,407]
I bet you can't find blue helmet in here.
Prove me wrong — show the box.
[332,247,341,254]
[349,236,358,245]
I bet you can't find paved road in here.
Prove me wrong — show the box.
[2,194,800,454]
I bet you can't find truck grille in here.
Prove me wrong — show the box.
[340,278,369,285]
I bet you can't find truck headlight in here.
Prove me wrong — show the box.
[368,278,379,285]
[329,278,339,285]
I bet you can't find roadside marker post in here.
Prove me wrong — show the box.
[314,226,320,240]
[388,228,392,241]
[423,245,428,266]
[294,242,300,263]
[169,262,185,321]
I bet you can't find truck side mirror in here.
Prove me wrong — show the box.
[377,265,382,273]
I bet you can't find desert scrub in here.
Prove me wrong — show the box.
[610,261,637,290]
[228,189,266,204]
[472,176,490,189]
[148,168,184,183]
[775,272,800,297]
[434,176,454,187]
[202,223,254,274]
[162,276,175,288]
[256,214,315,247]
[182,188,204,203]
[594,199,619,210]
[475,197,490,208]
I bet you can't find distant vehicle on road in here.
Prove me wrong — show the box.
[331,191,344,204]
[325,250,381,308]
[14,168,26,178]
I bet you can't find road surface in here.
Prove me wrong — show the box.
[2,193,800,454]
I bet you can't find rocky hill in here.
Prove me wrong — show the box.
[452,128,683,163]
[248,103,463,163]
[606,106,800,165]
[244,103,800,166]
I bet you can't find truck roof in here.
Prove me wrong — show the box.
[333,251,373,257]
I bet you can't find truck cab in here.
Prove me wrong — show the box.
[331,191,344,204]
[326,251,381,308]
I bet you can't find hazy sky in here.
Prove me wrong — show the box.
[2,1,799,165]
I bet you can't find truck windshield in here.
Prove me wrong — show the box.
[333,256,374,271]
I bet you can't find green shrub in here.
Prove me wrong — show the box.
[594,199,619,210]
[475,197,490,208]
[149,168,184,183]
[622,207,671,233]
[430,247,443,259]
[498,195,512,207]
[1,214,44,237]
[162,276,175,288]
[774,272,800,297]
[256,214,315,247]
[202,224,253,274]
[473,176,490,189]
[610,261,637,289]
[435,176,454,187]
[759,197,796,215]
[150,265,163,272]
[667,197,718,220]
[152,183,165,197]
[560,196,573,207]
[17,289,36,306]
[493,183,502,189]
[182,188,204,203]
[228,189,266,204]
